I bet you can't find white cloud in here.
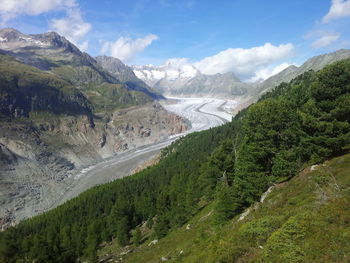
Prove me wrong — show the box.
[77,40,89,52]
[0,0,91,51]
[193,42,294,78]
[100,34,159,63]
[248,62,295,83]
[323,0,350,23]
[163,58,190,68]
[50,8,91,50]
[0,0,76,24]
[312,32,340,48]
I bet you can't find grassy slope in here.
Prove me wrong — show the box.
[52,65,154,113]
[104,152,350,263]
[0,53,154,117]
[0,54,77,95]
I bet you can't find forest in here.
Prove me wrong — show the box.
[0,59,349,263]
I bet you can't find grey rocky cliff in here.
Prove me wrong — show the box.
[0,102,187,229]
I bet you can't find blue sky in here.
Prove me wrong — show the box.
[1,0,350,81]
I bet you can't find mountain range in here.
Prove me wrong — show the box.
[133,62,250,97]
[0,28,160,105]
[2,28,350,102]
[133,49,350,98]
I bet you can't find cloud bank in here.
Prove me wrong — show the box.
[312,32,340,48]
[0,0,76,23]
[100,34,159,63]
[323,0,350,23]
[193,42,294,79]
[248,62,295,83]
[50,8,91,51]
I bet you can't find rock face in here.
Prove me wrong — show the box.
[0,102,187,229]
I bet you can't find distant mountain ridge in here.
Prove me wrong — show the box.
[132,49,350,99]
[133,63,249,97]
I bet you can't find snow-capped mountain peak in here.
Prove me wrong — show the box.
[132,61,199,86]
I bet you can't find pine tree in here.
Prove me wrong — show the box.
[132,227,142,246]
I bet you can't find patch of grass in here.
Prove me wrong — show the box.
[86,82,152,113]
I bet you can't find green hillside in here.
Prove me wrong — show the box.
[119,152,350,263]
[0,54,92,119]
[0,59,349,263]
[0,53,153,120]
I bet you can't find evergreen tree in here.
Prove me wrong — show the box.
[154,215,169,239]
[132,227,142,246]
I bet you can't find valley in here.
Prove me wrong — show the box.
[0,7,350,260]
[50,97,236,208]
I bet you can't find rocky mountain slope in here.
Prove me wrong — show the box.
[0,29,187,228]
[0,102,187,229]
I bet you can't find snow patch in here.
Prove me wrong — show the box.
[133,70,144,79]
[152,70,166,79]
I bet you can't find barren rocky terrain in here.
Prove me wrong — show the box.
[0,102,187,229]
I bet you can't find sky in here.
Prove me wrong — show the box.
[0,0,350,81]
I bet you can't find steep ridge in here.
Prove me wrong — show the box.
[0,28,116,85]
